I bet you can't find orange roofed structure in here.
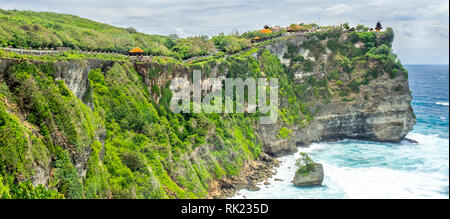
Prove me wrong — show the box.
[252,36,261,43]
[260,29,272,34]
[287,25,303,32]
[129,47,145,56]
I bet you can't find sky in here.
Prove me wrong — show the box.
[0,0,448,64]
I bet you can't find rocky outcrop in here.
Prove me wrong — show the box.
[134,62,191,102]
[292,153,324,187]
[208,153,280,199]
[255,34,416,157]
[254,123,297,157]
[0,58,115,107]
[53,60,113,100]
[307,74,415,143]
[264,35,306,66]
[256,72,416,157]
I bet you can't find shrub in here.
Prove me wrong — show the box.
[212,34,251,54]
[292,54,305,62]
[295,152,315,175]
[277,127,292,139]
[329,69,340,80]
[159,87,173,109]
[377,28,394,48]
[8,181,64,199]
[120,151,146,172]
[326,39,340,52]
[303,59,314,72]
[348,80,360,93]
[54,151,83,199]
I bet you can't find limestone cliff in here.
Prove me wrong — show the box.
[257,65,415,156]
[0,58,109,188]
[0,27,415,198]
[256,29,415,156]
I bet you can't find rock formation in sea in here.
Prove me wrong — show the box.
[292,153,324,187]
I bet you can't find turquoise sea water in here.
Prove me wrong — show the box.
[233,65,449,199]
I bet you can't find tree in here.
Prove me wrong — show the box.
[356,24,365,32]
[125,27,137,34]
[376,27,394,47]
[8,181,64,199]
[343,23,350,30]
[168,34,179,40]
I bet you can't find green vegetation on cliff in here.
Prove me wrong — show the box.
[0,9,275,59]
[212,33,251,54]
[0,9,173,55]
[283,26,407,106]
[0,58,264,198]
[0,11,409,199]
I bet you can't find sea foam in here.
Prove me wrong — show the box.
[232,133,449,199]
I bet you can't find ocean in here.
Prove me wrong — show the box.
[233,64,449,199]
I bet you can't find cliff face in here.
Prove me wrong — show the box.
[257,71,416,156]
[1,57,263,199]
[309,73,415,142]
[256,30,415,156]
[0,58,109,189]
[133,34,416,157]
[0,28,416,198]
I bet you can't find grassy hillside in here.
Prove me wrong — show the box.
[0,9,261,59]
[0,9,174,56]
[0,9,301,59]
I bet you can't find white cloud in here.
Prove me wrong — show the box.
[324,4,358,15]
[420,1,449,16]
[174,27,194,38]
[369,0,394,7]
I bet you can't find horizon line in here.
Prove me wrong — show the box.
[404,63,449,65]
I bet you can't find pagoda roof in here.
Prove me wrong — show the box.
[129,47,144,53]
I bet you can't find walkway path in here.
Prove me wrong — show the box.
[1,32,307,63]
